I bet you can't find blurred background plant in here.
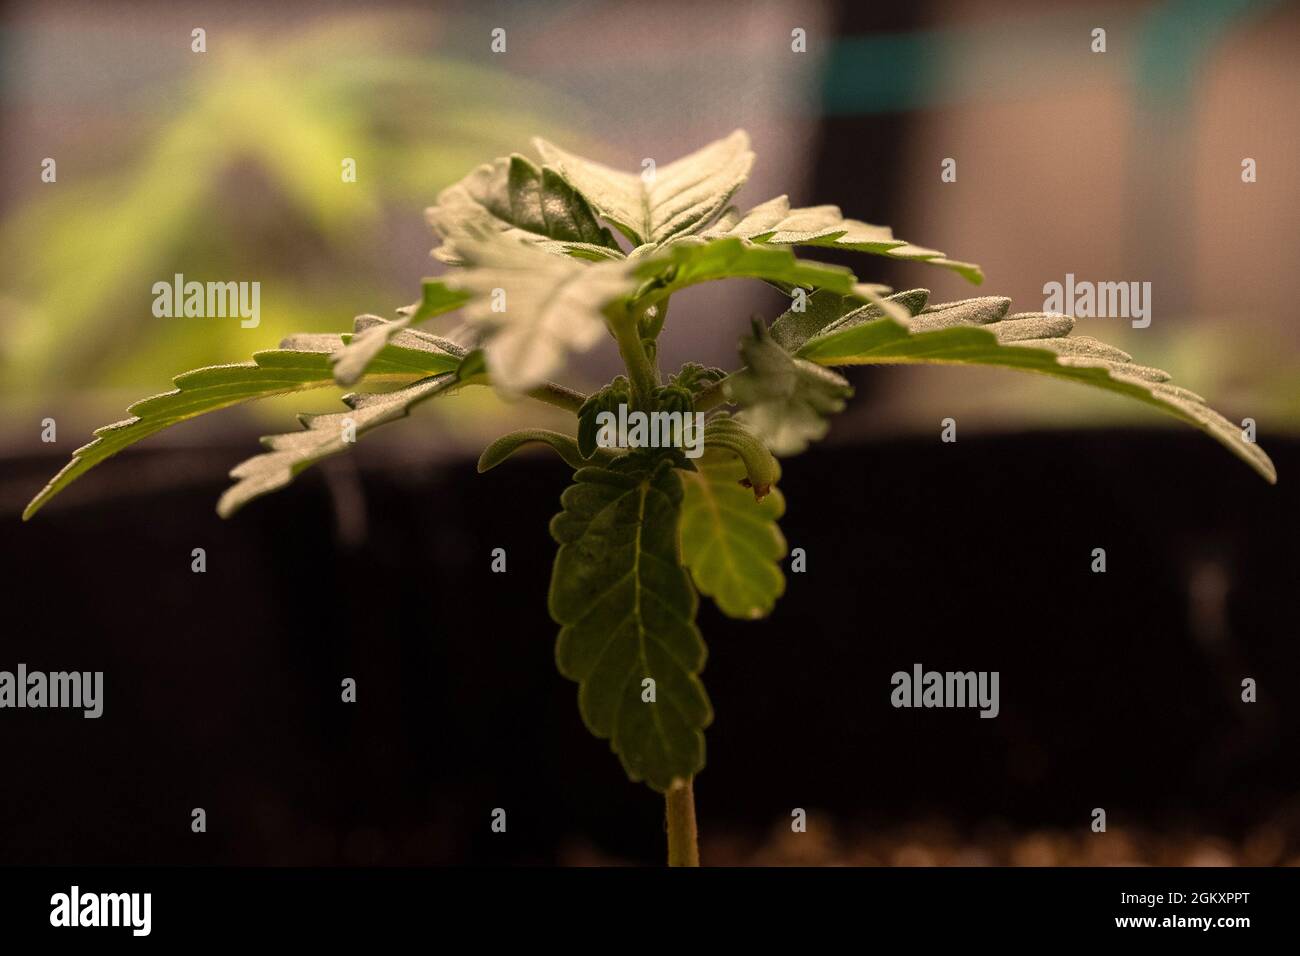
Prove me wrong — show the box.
[0,10,594,428]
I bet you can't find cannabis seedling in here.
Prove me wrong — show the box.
[26,132,1275,866]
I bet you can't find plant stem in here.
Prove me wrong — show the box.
[525,381,586,414]
[644,298,669,339]
[665,778,700,866]
[611,308,659,409]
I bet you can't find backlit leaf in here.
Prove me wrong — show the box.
[798,296,1276,482]
[535,131,754,246]
[445,232,641,394]
[219,371,462,517]
[330,281,470,385]
[705,194,983,283]
[726,321,854,456]
[24,336,458,520]
[680,449,786,620]
[428,153,620,264]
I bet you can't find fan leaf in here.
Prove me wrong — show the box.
[705,194,982,283]
[218,371,462,517]
[24,336,459,520]
[549,455,711,792]
[330,280,470,385]
[797,297,1276,482]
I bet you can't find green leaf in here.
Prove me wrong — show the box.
[699,415,782,499]
[632,236,860,298]
[330,281,470,385]
[725,321,854,456]
[680,449,786,620]
[478,428,615,473]
[445,232,641,394]
[549,456,711,792]
[219,371,462,517]
[769,288,930,352]
[535,130,754,246]
[23,336,459,520]
[798,298,1276,483]
[428,154,621,264]
[705,195,983,283]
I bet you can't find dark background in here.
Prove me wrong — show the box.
[3,427,1297,865]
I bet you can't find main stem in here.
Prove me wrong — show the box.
[665,778,699,866]
[619,297,699,867]
[611,304,660,409]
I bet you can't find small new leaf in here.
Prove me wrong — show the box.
[535,131,754,246]
[700,415,781,500]
[726,321,854,456]
[428,154,621,264]
[680,449,787,620]
[549,456,711,792]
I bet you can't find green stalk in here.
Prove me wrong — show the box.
[666,778,700,866]
[611,306,660,409]
[525,381,586,414]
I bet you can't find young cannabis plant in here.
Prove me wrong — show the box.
[25,131,1275,866]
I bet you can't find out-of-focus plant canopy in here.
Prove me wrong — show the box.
[0,14,585,393]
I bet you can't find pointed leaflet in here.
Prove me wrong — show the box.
[705,195,983,284]
[535,131,754,246]
[24,335,461,520]
[725,322,854,456]
[427,154,621,265]
[797,297,1276,483]
[331,281,471,385]
[443,232,640,394]
[630,236,862,300]
[680,449,787,620]
[549,456,711,791]
[770,288,931,352]
[219,371,462,517]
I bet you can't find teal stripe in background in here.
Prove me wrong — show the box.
[821,0,1285,116]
